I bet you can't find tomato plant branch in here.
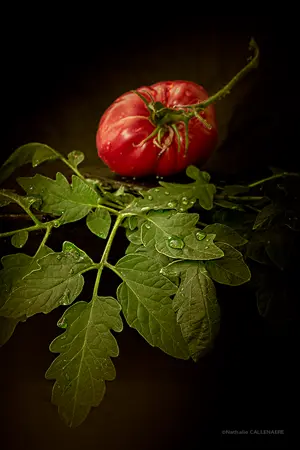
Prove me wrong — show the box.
[0,190,42,226]
[194,38,259,111]
[248,172,300,188]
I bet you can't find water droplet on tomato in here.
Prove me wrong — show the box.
[185,90,192,96]
[164,191,170,196]
[181,197,188,205]
[168,236,185,249]
[147,195,153,200]
[196,231,206,241]
[167,202,176,208]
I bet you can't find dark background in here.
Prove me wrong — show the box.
[0,16,298,449]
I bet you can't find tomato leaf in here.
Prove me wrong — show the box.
[205,243,251,286]
[86,208,111,239]
[11,230,29,248]
[115,253,189,360]
[0,245,53,307]
[141,210,223,260]
[0,242,94,319]
[162,260,220,361]
[0,143,58,183]
[17,173,99,224]
[203,223,248,247]
[67,151,85,169]
[0,317,20,347]
[253,203,280,230]
[214,199,245,211]
[124,166,216,213]
[45,296,123,428]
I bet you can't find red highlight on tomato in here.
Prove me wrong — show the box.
[96,39,259,178]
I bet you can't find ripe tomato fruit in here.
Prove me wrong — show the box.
[96,80,218,177]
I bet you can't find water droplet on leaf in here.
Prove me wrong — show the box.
[164,191,170,196]
[167,201,176,208]
[145,223,151,229]
[29,186,34,191]
[205,246,209,249]
[141,207,150,212]
[70,268,74,274]
[147,195,153,200]
[179,207,185,212]
[56,254,62,260]
[53,220,60,228]
[168,236,185,249]
[181,197,188,205]
[196,231,206,241]
[58,317,68,329]
[154,188,160,192]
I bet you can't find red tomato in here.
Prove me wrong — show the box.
[96,80,218,177]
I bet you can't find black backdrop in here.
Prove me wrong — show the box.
[0,16,298,449]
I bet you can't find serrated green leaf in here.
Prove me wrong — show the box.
[205,243,251,286]
[32,144,58,167]
[17,173,99,224]
[141,211,223,261]
[86,208,111,238]
[116,253,189,360]
[253,203,280,230]
[162,260,220,361]
[45,296,123,427]
[203,223,247,247]
[0,143,59,184]
[214,199,245,211]
[125,167,215,213]
[0,188,42,211]
[67,151,85,168]
[0,242,94,319]
[0,317,20,347]
[186,165,210,181]
[11,230,29,248]
[0,244,53,309]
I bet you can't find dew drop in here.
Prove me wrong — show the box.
[179,207,185,212]
[56,254,62,261]
[168,235,185,249]
[154,188,160,192]
[132,177,136,181]
[181,197,189,205]
[196,231,206,241]
[145,223,151,229]
[164,191,170,196]
[167,201,176,208]
[58,317,68,329]
[205,246,209,249]
[147,195,153,200]
[141,207,150,212]
[53,220,60,228]
[29,186,34,191]
[156,175,160,179]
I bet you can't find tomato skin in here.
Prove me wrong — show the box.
[96,80,218,177]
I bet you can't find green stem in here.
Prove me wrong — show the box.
[195,38,259,111]
[92,214,125,298]
[35,224,53,252]
[105,261,122,278]
[96,203,121,214]
[0,190,42,225]
[0,223,41,238]
[248,172,300,188]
